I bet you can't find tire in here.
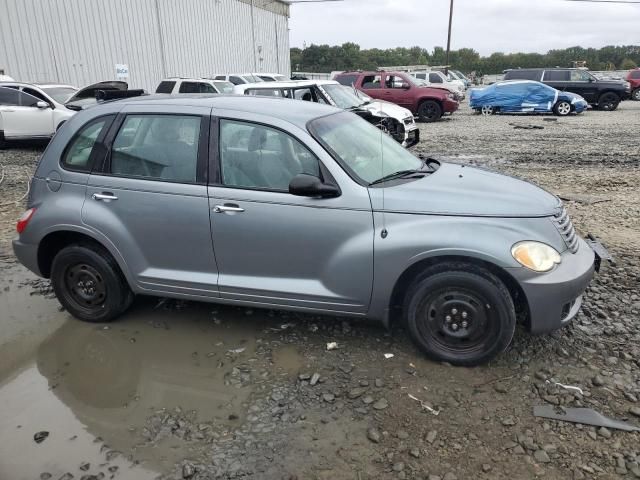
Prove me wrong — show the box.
[51,243,133,323]
[480,105,495,116]
[403,263,516,366]
[597,92,620,111]
[553,100,572,116]
[417,100,442,122]
[632,88,640,101]
[0,131,6,150]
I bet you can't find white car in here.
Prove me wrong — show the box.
[155,77,234,94]
[256,73,290,82]
[0,74,15,82]
[0,81,128,147]
[411,71,466,100]
[233,79,420,148]
[211,73,265,85]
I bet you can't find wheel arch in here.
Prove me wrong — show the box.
[37,228,132,286]
[417,96,443,113]
[387,254,530,329]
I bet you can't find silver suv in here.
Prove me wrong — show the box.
[13,95,600,365]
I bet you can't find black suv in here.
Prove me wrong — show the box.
[503,68,630,111]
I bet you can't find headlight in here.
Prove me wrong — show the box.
[511,241,561,272]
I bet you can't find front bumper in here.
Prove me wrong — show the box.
[12,237,42,276]
[443,98,460,113]
[508,236,596,334]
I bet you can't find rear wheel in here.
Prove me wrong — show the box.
[51,244,133,322]
[480,105,495,116]
[0,132,6,149]
[553,100,572,116]
[632,88,640,101]
[403,263,516,366]
[417,100,442,122]
[597,92,620,111]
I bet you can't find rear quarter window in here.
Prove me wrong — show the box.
[62,116,114,172]
[156,81,176,94]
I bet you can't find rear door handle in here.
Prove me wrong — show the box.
[213,204,244,213]
[92,192,118,201]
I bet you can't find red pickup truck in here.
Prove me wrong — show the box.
[627,69,640,101]
[334,70,459,122]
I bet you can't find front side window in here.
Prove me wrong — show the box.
[429,73,443,83]
[293,88,314,101]
[110,115,201,183]
[18,91,42,107]
[62,117,111,171]
[24,87,51,104]
[213,81,234,93]
[219,120,319,191]
[361,75,382,89]
[178,82,199,93]
[570,70,593,82]
[544,70,570,81]
[309,112,421,185]
[385,75,406,89]
[229,76,244,85]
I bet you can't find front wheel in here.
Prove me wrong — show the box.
[632,88,640,101]
[480,105,495,116]
[553,100,572,116]
[417,100,442,122]
[597,92,620,111]
[51,244,133,322]
[403,263,516,366]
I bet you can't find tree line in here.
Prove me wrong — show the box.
[290,43,640,74]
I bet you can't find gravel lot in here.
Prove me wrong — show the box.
[0,101,639,480]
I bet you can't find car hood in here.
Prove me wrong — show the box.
[361,100,413,120]
[370,163,561,217]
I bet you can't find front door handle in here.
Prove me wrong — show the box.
[213,204,244,213]
[92,192,118,201]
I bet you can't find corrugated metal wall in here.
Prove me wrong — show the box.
[0,0,290,92]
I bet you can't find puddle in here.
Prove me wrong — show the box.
[0,264,307,478]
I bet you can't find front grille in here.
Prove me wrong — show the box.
[553,207,579,253]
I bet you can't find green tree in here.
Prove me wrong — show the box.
[621,58,638,70]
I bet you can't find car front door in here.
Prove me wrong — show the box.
[381,74,412,109]
[208,111,374,314]
[0,87,53,138]
[569,70,598,103]
[82,105,219,297]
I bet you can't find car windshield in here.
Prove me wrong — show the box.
[213,81,234,93]
[42,86,77,103]
[322,84,366,109]
[242,75,264,83]
[308,112,422,185]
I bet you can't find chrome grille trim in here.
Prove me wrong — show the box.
[553,207,579,253]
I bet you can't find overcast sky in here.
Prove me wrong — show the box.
[289,0,640,55]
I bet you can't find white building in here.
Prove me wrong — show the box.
[0,0,290,91]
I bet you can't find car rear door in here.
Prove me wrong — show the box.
[82,104,219,297]
[542,69,570,92]
[207,110,374,314]
[0,87,53,138]
[359,74,384,101]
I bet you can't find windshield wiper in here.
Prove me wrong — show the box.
[369,169,424,186]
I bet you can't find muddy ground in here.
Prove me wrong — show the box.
[0,101,639,480]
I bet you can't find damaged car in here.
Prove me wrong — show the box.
[233,80,419,147]
[13,95,604,366]
[470,80,588,116]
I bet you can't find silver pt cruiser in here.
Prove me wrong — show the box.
[13,95,601,365]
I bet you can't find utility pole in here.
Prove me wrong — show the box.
[445,0,454,75]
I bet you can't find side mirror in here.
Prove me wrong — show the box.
[289,174,340,198]
[36,101,50,109]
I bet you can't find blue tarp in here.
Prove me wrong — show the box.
[469,80,587,114]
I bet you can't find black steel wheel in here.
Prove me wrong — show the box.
[51,243,133,322]
[597,92,620,111]
[632,89,640,101]
[403,263,516,366]
[417,100,443,122]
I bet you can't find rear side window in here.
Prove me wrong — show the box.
[62,117,112,171]
[245,88,283,97]
[504,70,540,81]
[0,86,20,105]
[361,75,382,89]
[414,73,426,80]
[335,74,358,86]
[178,82,199,93]
[155,81,176,94]
[110,115,202,183]
[543,70,570,81]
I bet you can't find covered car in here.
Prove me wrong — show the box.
[470,80,588,116]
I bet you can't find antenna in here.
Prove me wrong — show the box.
[380,126,388,239]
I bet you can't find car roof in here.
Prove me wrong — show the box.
[89,94,343,128]
[236,80,339,89]
[0,81,76,89]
